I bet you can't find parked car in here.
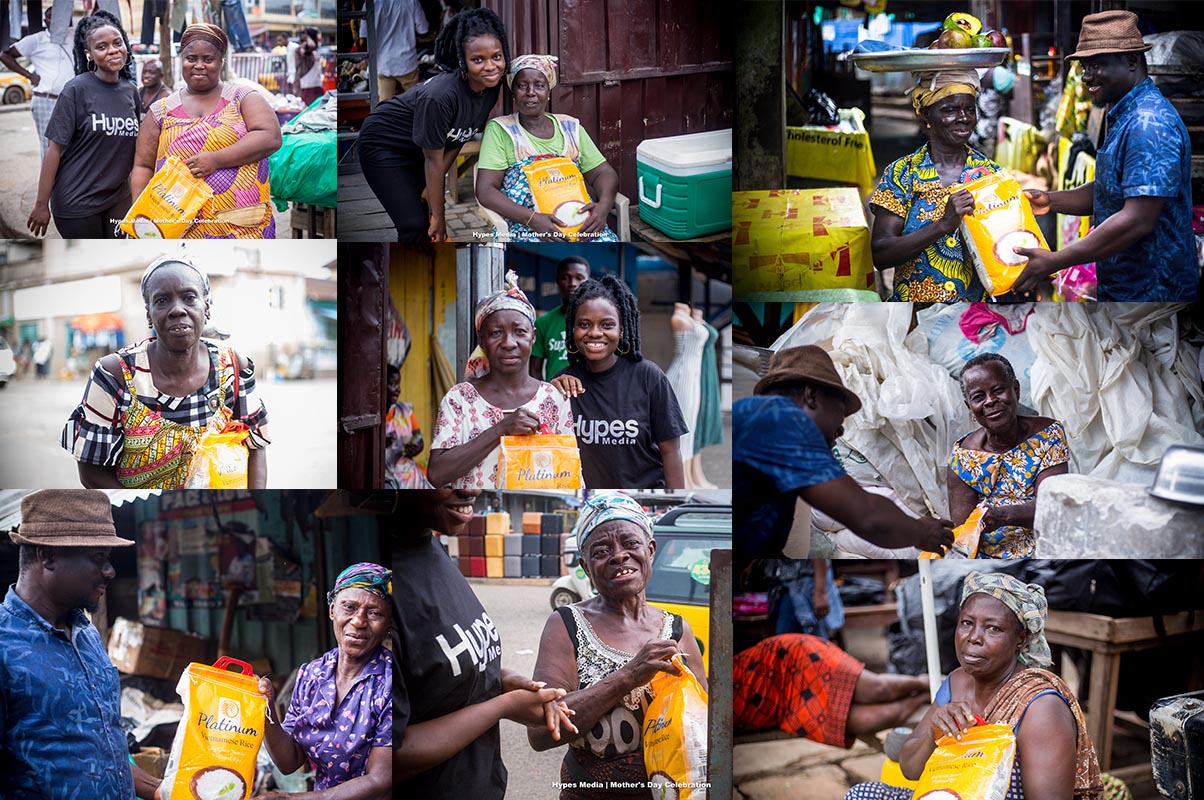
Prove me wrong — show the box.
[0,337,16,388]
[1,70,32,105]
[549,502,731,676]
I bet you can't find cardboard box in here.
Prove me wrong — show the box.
[485,535,505,558]
[132,748,170,780]
[107,617,207,680]
[485,511,510,535]
[522,512,543,534]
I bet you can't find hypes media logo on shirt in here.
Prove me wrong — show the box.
[89,112,139,136]
[446,127,480,144]
[576,416,639,445]
[435,610,502,677]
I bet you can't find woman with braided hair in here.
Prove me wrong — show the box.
[130,23,282,239]
[550,275,688,489]
[28,10,141,239]
[357,7,510,242]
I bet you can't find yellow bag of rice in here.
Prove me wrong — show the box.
[643,653,709,800]
[919,506,985,560]
[914,720,1016,800]
[119,157,213,240]
[950,169,1049,296]
[522,156,593,240]
[161,657,264,800]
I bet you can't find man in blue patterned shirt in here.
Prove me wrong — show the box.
[734,346,954,558]
[0,490,161,800]
[1013,11,1197,301]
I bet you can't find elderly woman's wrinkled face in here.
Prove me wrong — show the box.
[181,40,222,92]
[479,309,534,374]
[142,59,163,88]
[512,67,550,116]
[962,362,1020,432]
[924,93,976,147]
[330,587,391,657]
[145,265,207,346]
[955,593,1025,679]
[583,520,656,598]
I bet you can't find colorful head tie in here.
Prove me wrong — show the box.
[574,492,653,551]
[507,54,558,90]
[464,269,536,379]
[327,561,393,604]
[961,571,1051,668]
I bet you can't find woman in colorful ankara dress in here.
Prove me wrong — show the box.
[948,353,1069,558]
[869,68,1004,302]
[130,23,281,238]
[259,563,393,796]
[61,257,269,488]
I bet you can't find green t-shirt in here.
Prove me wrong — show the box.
[479,114,607,173]
[532,305,569,379]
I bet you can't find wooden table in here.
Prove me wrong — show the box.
[1045,609,1204,772]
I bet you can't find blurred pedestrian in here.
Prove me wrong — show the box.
[0,7,75,159]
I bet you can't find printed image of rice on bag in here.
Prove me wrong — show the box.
[951,169,1049,296]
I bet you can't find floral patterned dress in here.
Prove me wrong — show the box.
[430,381,576,489]
[869,143,1002,302]
[948,420,1069,558]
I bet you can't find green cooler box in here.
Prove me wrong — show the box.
[636,129,732,239]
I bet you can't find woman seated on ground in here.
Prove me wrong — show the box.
[529,493,706,799]
[475,55,619,242]
[61,256,268,488]
[258,564,392,797]
[735,634,929,746]
[869,69,1003,302]
[846,571,1106,800]
[948,353,1069,558]
[427,271,577,489]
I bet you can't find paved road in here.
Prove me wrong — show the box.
[472,581,568,800]
[0,374,336,488]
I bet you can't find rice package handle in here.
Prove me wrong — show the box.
[161,657,265,800]
[119,156,214,240]
[521,156,593,240]
[919,506,985,560]
[643,653,709,800]
[951,169,1049,296]
[499,434,582,489]
[914,722,1016,800]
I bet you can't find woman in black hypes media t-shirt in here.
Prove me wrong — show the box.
[28,11,141,240]
[357,8,509,243]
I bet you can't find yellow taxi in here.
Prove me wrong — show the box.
[1,70,31,105]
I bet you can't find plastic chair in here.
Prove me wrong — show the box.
[473,164,630,242]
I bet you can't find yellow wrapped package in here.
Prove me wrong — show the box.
[522,156,592,240]
[499,434,582,489]
[184,427,249,489]
[161,657,265,800]
[919,506,985,560]
[950,170,1049,296]
[643,653,709,800]
[914,721,1016,800]
[119,157,213,239]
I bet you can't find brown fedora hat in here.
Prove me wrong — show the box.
[9,490,134,547]
[753,345,862,414]
[1066,11,1151,60]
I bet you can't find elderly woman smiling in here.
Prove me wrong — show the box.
[530,493,707,799]
[258,563,393,798]
[61,256,269,488]
[948,353,1069,558]
[427,271,577,489]
[846,572,1105,800]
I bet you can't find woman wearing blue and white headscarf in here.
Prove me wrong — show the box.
[528,493,707,799]
[427,270,577,489]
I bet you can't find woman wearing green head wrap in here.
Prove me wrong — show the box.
[846,571,1106,800]
[529,493,707,799]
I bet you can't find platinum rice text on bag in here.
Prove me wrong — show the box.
[642,653,709,800]
[950,169,1049,297]
[161,657,264,800]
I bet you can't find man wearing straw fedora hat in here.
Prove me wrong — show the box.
[0,490,162,800]
[735,345,956,559]
[1012,10,1196,302]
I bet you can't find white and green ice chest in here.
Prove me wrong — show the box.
[636,129,732,239]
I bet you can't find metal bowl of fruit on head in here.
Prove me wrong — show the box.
[847,12,1011,72]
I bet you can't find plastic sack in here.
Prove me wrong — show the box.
[119,157,213,239]
[914,721,1016,800]
[951,169,1049,296]
[522,156,592,240]
[269,130,337,210]
[920,505,984,560]
[184,428,249,489]
[643,653,709,800]
[1051,263,1097,302]
[161,657,265,800]
[499,434,582,489]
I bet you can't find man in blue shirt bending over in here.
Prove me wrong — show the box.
[734,345,955,559]
[0,490,162,800]
[1013,10,1198,301]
